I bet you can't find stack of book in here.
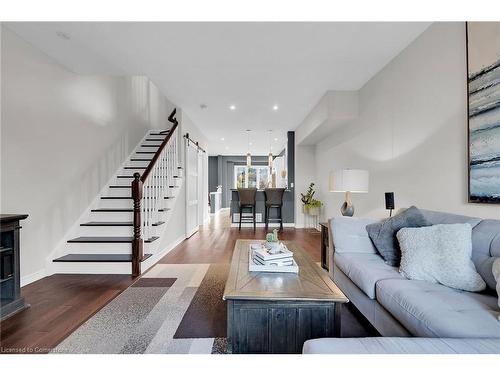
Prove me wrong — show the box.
[252,243,294,267]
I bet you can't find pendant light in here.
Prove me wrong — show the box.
[268,130,273,169]
[246,130,251,167]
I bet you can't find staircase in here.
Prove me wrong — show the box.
[53,109,182,276]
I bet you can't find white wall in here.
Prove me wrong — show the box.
[310,22,500,221]
[294,145,316,228]
[1,27,175,283]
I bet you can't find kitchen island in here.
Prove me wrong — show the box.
[229,189,294,227]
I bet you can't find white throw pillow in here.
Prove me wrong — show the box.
[397,223,486,292]
[493,258,500,321]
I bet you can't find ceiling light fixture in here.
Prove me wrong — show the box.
[230,105,236,111]
[272,105,279,111]
[274,137,278,142]
[221,137,225,141]
[246,130,252,167]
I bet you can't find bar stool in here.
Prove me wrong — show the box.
[264,188,285,231]
[237,188,257,231]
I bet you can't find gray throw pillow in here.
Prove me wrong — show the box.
[366,206,431,266]
[397,223,486,292]
[493,258,500,321]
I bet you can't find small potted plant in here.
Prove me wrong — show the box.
[305,198,322,216]
[300,183,322,216]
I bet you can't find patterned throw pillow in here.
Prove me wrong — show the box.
[493,258,500,321]
[366,206,431,266]
[397,223,486,292]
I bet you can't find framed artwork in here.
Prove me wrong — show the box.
[467,22,500,203]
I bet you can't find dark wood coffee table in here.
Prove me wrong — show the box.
[223,239,348,354]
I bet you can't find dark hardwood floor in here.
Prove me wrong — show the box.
[0,274,135,353]
[160,211,321,264]
[0,209,323,353]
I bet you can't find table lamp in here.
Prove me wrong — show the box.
[329,169,369,216]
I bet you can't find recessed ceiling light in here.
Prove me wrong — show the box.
[220,137,225,141]
[274,138,278,141]
[56,31,71,40]
[272,105,279,111]
[229,105,236,111]
[249,142,253,146]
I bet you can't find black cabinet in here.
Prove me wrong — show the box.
[227,300,340,354]
[1,214,29,321]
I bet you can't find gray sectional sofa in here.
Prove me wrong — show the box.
[303,209,500,354]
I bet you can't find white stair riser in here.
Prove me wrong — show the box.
[78,226,134,236]
[66,242,132,253]
[52,262,132,274]
[66,241,156,253]
[126,161,150,167]
[98,199,133,209]
[106,187,131,197]
[78,225,165,237]
[98,199,172,210]
[120,168,147,175]
[90,211,168,222]
[115,177,135,185]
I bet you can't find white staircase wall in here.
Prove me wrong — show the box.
[0,27,176,285]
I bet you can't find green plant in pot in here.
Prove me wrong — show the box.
[300,183,320,214]
[305,198,322,216]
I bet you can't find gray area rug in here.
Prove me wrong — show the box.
[53,262,375,354]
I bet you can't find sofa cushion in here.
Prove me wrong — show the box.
[376,279,500,338]
[420,209,482,227]
[303,337,500,354]
[330,217,377,254]
[335,252,404,299]
[397,223,486,292]
[471,219,500,291]
[494,258,500,320]
[366,206,431,266]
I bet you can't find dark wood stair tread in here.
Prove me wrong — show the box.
[92,208,133,212]
[67,236,159,243]
[80,221,165,227]
[123,166,146,169]
[53,253,153,263]
[149,131,170,136]
[136,151,156,154]
[91,208,170,212]
[145,138,166,141]
[140,145,160,147]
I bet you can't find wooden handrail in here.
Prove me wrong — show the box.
[131,108,178,276]
[141,108,178,183]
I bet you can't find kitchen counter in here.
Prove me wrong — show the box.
[230,189,294,226]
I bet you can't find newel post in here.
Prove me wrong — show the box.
[131,172,144,277]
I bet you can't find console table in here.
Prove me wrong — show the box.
[1,214,29,321]
[319,222,329,271]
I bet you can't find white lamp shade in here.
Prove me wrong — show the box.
[329,169,369,193]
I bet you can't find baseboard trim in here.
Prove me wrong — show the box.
[21,269,48,287]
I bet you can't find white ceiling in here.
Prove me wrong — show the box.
[6,22,430,155]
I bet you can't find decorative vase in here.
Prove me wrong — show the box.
[303,205,309,214]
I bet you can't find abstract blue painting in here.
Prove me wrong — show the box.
[468,22,500,203]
